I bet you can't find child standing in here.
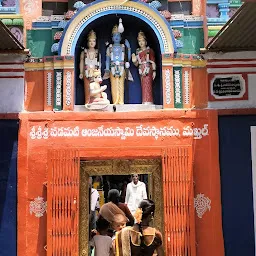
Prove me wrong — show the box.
[90,218,113,256]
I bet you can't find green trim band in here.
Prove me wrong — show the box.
[229,4,242,8]
[1,18,12,25]
[208,30,220,37]
[0,18,23,26]
[13,18,24,26]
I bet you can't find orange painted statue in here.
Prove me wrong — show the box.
[132,31,156,105]
[85,69,110,109]
[79,30,100,104]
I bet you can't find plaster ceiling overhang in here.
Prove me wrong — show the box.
[0,20,25,52]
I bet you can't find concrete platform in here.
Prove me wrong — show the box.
[74,104,163,112]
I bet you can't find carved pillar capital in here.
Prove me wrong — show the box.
[218,2,230,20]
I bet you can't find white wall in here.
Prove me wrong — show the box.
[204,51,256,109]
[0,54,26,113]
[0,78,24,113]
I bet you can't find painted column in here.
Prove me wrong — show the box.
[192,0,206,16]
[162,54,174,108]
[182,55,193,109]
[53,56,64,111]
[191,55,208,108]
[63,56,75,111]
[24,58,44,111]
[43,57,54,111]
[173,54,183,109]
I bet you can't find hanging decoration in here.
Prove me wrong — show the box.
[194,193,211,219]
[29,196,47,218]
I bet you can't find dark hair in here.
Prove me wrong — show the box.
[96,218,109,232]
[137,199,155,249]
[108,189,120,204]
[139,199,155,220]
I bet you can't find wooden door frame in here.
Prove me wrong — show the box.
[79,158,163,256]
[47,146,194,256]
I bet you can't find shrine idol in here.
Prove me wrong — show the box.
[104,18,133,105]
[85,69,110,110]
[132,31,156,104]
[79,30,100,104]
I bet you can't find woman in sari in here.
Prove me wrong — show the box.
[108,189,134,226]
[114,199,164,256]
[98,201,129,237]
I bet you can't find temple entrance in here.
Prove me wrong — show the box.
[80,159,163,255]
[46,147,195,256]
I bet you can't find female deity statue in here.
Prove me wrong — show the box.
[132,31,156,104]
[79,30,100,104]
[104,19,132,105]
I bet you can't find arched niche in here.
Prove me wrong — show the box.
[59,0,176,106]
[59,0,176,55]
[75,14,163,104]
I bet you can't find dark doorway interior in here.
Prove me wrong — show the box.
[219,115,256,256]
[91,174,149,204]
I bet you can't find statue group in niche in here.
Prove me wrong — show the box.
[79,19,156,107]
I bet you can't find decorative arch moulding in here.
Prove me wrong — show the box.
[25,56,74,70]
[59,0,176,55]
[162,53,206,67]
[24,54,206,69]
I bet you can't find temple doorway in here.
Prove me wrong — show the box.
[80,159,163,255]
[46,147,195,255]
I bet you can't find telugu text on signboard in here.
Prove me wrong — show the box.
[209,74,247,101]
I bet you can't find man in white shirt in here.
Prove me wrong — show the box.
[125,174,147,215]
[90,181,100,231]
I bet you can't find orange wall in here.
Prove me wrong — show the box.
[192,67,208,108]
[18,110,224,256]
[20,0,42,46]
[25,70,44,111]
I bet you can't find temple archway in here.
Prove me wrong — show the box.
[59,0,176,55]
[74,14,163,105]
[59,0,176,106]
